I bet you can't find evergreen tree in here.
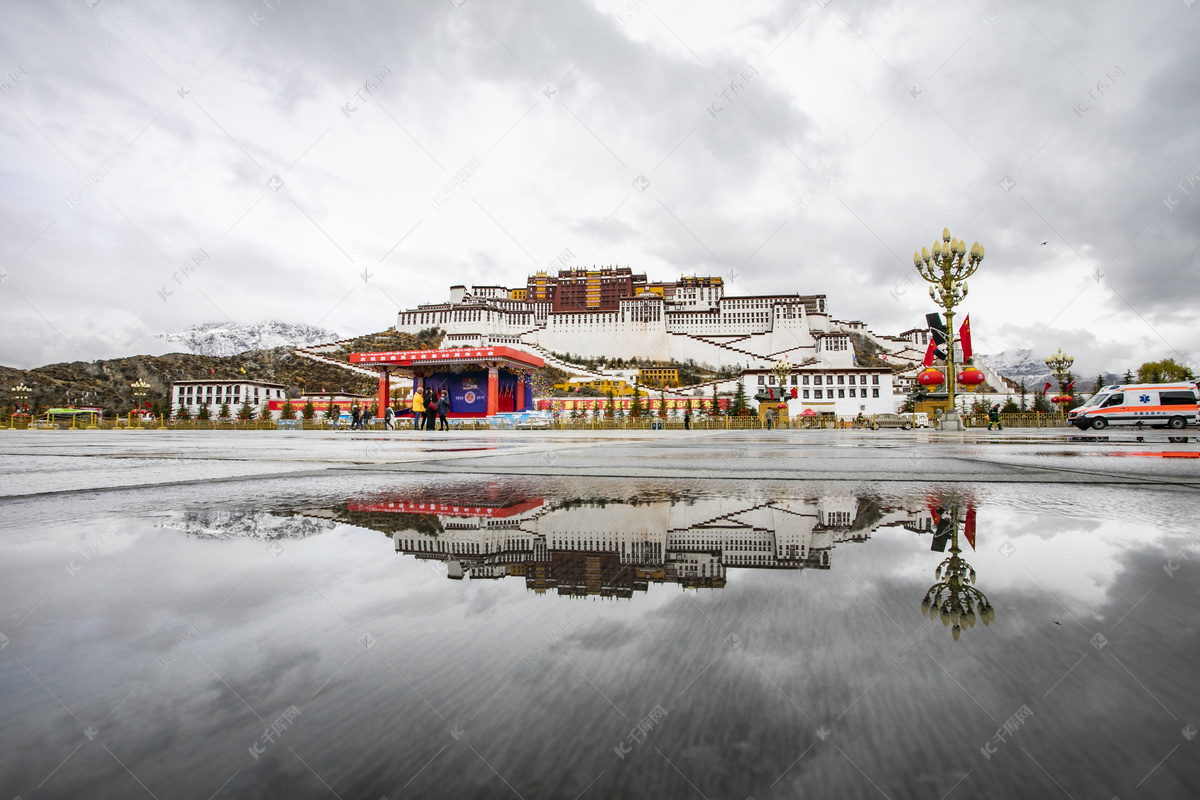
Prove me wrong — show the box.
[280,400,296,420]
[302,400,316,420]
[176,402,190,421]
[1001,398,1019,414]
[257,402,272,421]
[1018,380,1028,412]
[197,402,211,421]
[630,384,642,418]
[219,402,231,420]
[1032,391,1050,413]
[237,401,254,421]
[710,384,720,417]
[659,387,668,418]
[732,382,748,416]
[606,390,615,419]
[1092,374,1107,393]
[1122,369,1134,384]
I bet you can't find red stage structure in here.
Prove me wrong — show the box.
[349,346,545,418]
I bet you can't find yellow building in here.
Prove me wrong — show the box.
[510,288,527,301]
[638,367,679,387]
[553,377,634,395]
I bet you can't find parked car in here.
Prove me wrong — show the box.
[874,414,914,430]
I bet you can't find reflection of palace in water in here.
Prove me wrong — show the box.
[335,492,937,598]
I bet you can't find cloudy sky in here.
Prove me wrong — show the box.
[1,0,1197,375]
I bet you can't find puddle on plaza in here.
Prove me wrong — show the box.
[2,479,1197,800]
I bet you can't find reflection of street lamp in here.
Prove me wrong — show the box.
[1045,349,1074,412]
[920,508,994,641]
[914,229,985,431]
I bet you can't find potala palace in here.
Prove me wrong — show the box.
[395,266,936,373]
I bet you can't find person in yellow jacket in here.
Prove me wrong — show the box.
[411,390,424,431]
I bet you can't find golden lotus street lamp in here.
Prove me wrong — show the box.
[914,228,985,431]
[131,379,150,426]
[11,382,31,425]
[1045,348,1074,413]
[920,507,994,641]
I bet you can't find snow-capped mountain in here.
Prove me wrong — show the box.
[976,349,1053,389]
[159,510,337,541]
[157,322,339,356]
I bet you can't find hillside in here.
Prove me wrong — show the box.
[0,328,444,416]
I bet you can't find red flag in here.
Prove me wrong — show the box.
[958,315,973,362]
[922,339,937,367]
[963,507,976,550]
[1065,380,1075,392]
[1042,381,1052,394]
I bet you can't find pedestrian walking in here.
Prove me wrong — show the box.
[683,407,691,430]
[351,406,361,430]
[362,406,373,429]
[765,407,776,430]
[988,404,1003,431]
[424,388,436,431]
[384,405,394,430]
[438,390,450,431]
[411,390,424,431]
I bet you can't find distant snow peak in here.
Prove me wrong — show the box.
[157,321,339,356]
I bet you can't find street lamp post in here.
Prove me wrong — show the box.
[1045,349,1074,415]
[11,383,31,426]
[131,379,150,428]
[914,228,985,431]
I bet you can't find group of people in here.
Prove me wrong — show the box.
[411,387,450,431]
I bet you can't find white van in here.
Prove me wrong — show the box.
[1068,382,1199,430]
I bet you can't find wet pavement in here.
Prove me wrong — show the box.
[1,430,1198,798]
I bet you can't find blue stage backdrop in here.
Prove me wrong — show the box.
[413,371,532,415]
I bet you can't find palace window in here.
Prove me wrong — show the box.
[872,389,879,398]
[838,389,845,398]
[803,390,810,399]
[872,375,879,385]
[814,390,822,399]
[849,388,856,397]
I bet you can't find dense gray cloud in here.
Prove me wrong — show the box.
[0,0,1197,376]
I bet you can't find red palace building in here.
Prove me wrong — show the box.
[350,345,544,418]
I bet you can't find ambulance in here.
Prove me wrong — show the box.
[1068,382,1199,430]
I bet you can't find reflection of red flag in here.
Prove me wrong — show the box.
[964,507,976,550]
[959,315,973,361]
[922,339,937,367]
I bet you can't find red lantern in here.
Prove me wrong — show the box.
[957,367,985,386]
[1052,395,1071,404]
[918,368,945,387]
